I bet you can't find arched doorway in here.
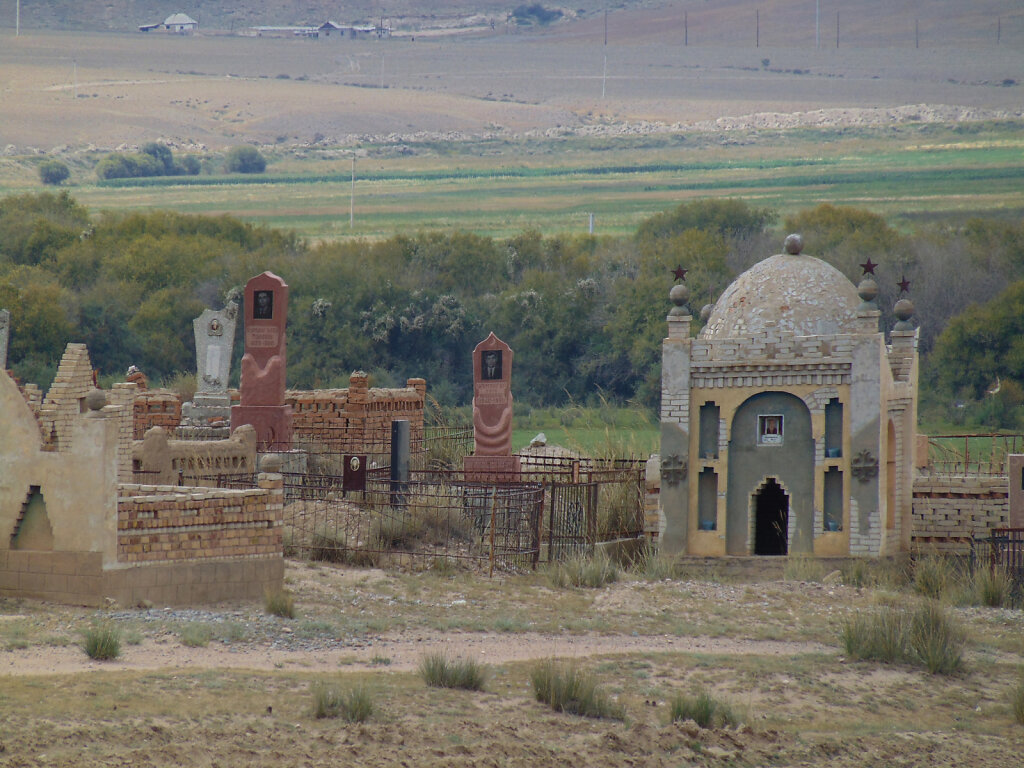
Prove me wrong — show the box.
[753,478,788,555]
[726,391,814,555]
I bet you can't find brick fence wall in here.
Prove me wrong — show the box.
[287,373,426,452]
[117,474,282,564]
[911,475,1009,554]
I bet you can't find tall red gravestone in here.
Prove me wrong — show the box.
[231,271,293,451]
[464,332,520,481]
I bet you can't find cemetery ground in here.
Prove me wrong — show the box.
[1,559,1023,766]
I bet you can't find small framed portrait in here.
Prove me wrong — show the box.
[481,350,503,380]
[758,414,783,445]
[253,290,273,319]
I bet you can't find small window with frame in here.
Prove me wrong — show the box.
[758,414,783,445]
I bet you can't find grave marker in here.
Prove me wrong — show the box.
[230,272,293,451]
[464,332,520,481]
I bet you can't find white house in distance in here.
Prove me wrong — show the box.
[140,13,198,34]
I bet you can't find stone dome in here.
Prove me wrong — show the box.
[700,251,861,340]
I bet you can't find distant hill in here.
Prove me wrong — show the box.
[8,0,1022,42]
[3,1,615,33]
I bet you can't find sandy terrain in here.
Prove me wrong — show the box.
[1,25,1021,152]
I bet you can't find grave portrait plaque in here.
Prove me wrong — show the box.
[464,332,520,482]
[231,271,293,450]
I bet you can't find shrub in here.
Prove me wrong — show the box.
[783,554,825,582]
[841,601,965,674]
[970,565,1015,608]
[39,160,70,185]
[180,622,214,648]
[95,152,163,180]
[669,689,740,728]
[419,652,488,691]
[530,659,624,720]
[841,608,906,664]
[1013,677,1024,725]
[83,623,121,660]
[632,542,676,581]
[264,589,296,619]
[907,600,965,675]
[547,549,619,589]
[224,145,267,174]
[913,554,958,600]
[311,681,374,722]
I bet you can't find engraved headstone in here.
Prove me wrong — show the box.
[230,272,293,451]
[181,304,238,426]
[464,332,520,481]
[0,309,9,370]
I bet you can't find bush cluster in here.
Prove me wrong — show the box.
[311,681,374,722]
[419,652,488,691]
[669,689,741,728]
[530,659,624,720]
[841,600,966,674]
[96,143,201,180]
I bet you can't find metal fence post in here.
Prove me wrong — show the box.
[390,419,409,508]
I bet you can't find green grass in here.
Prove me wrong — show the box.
[310,681,374,722]
[263,589,296,619]
[180,623,214,648]
[418,652,489,691]
[1013,677,1024,726]
[82,623,121,661]
[530,659,625,720]
[546,550,620,589]
[841,601,966,675]
[668,689,741,728]
[7,123,1022,241]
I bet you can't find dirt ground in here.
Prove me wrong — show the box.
[1,26,1021,151]
[1,561,1023,767]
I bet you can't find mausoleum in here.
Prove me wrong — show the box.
[659,235,919,558]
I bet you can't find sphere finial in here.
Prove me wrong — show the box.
[783,233,804,255]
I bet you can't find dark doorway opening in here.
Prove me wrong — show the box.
[754,478,788,556]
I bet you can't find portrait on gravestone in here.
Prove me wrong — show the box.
[208,318,222,336]
[253,290,274,319]
[481,350,502,380]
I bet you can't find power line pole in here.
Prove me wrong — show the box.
[16,0,20,36]
[350,156,355,228]
[815,0,820,49]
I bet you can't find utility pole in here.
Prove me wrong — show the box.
[756,9,759,48]
[73,59,77,100]
[815,0,820,49]
[16,0,20,36]
[684,11,687,46]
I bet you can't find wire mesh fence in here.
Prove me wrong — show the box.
[281,475,544,573]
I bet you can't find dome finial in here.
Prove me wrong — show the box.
[783,233,804,255]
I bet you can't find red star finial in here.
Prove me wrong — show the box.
[672,265,688,282]
[898,276,911,294]
[860,258,877,275]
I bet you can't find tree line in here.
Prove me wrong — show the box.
[0,191,1021,429]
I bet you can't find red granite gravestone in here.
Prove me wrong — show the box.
[464,332,520,482]
[230,271,293,450]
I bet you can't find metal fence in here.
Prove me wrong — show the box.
[926,434,1024,477]
[198,452,643,570]
[280,473,543,573]
[971,528,1024,586]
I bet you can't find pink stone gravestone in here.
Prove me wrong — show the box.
[464,332,520,481]
[230,271,293,450]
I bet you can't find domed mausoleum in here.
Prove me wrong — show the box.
[659,235,919,558]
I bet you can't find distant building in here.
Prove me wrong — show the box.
[139,13,198,34]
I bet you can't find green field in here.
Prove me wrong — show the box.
[4,122,1022,240]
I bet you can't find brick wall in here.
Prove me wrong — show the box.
[134,390,182,439]
[912,475,1009,554]
[117,473,282,564]
[287,373,426,452]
